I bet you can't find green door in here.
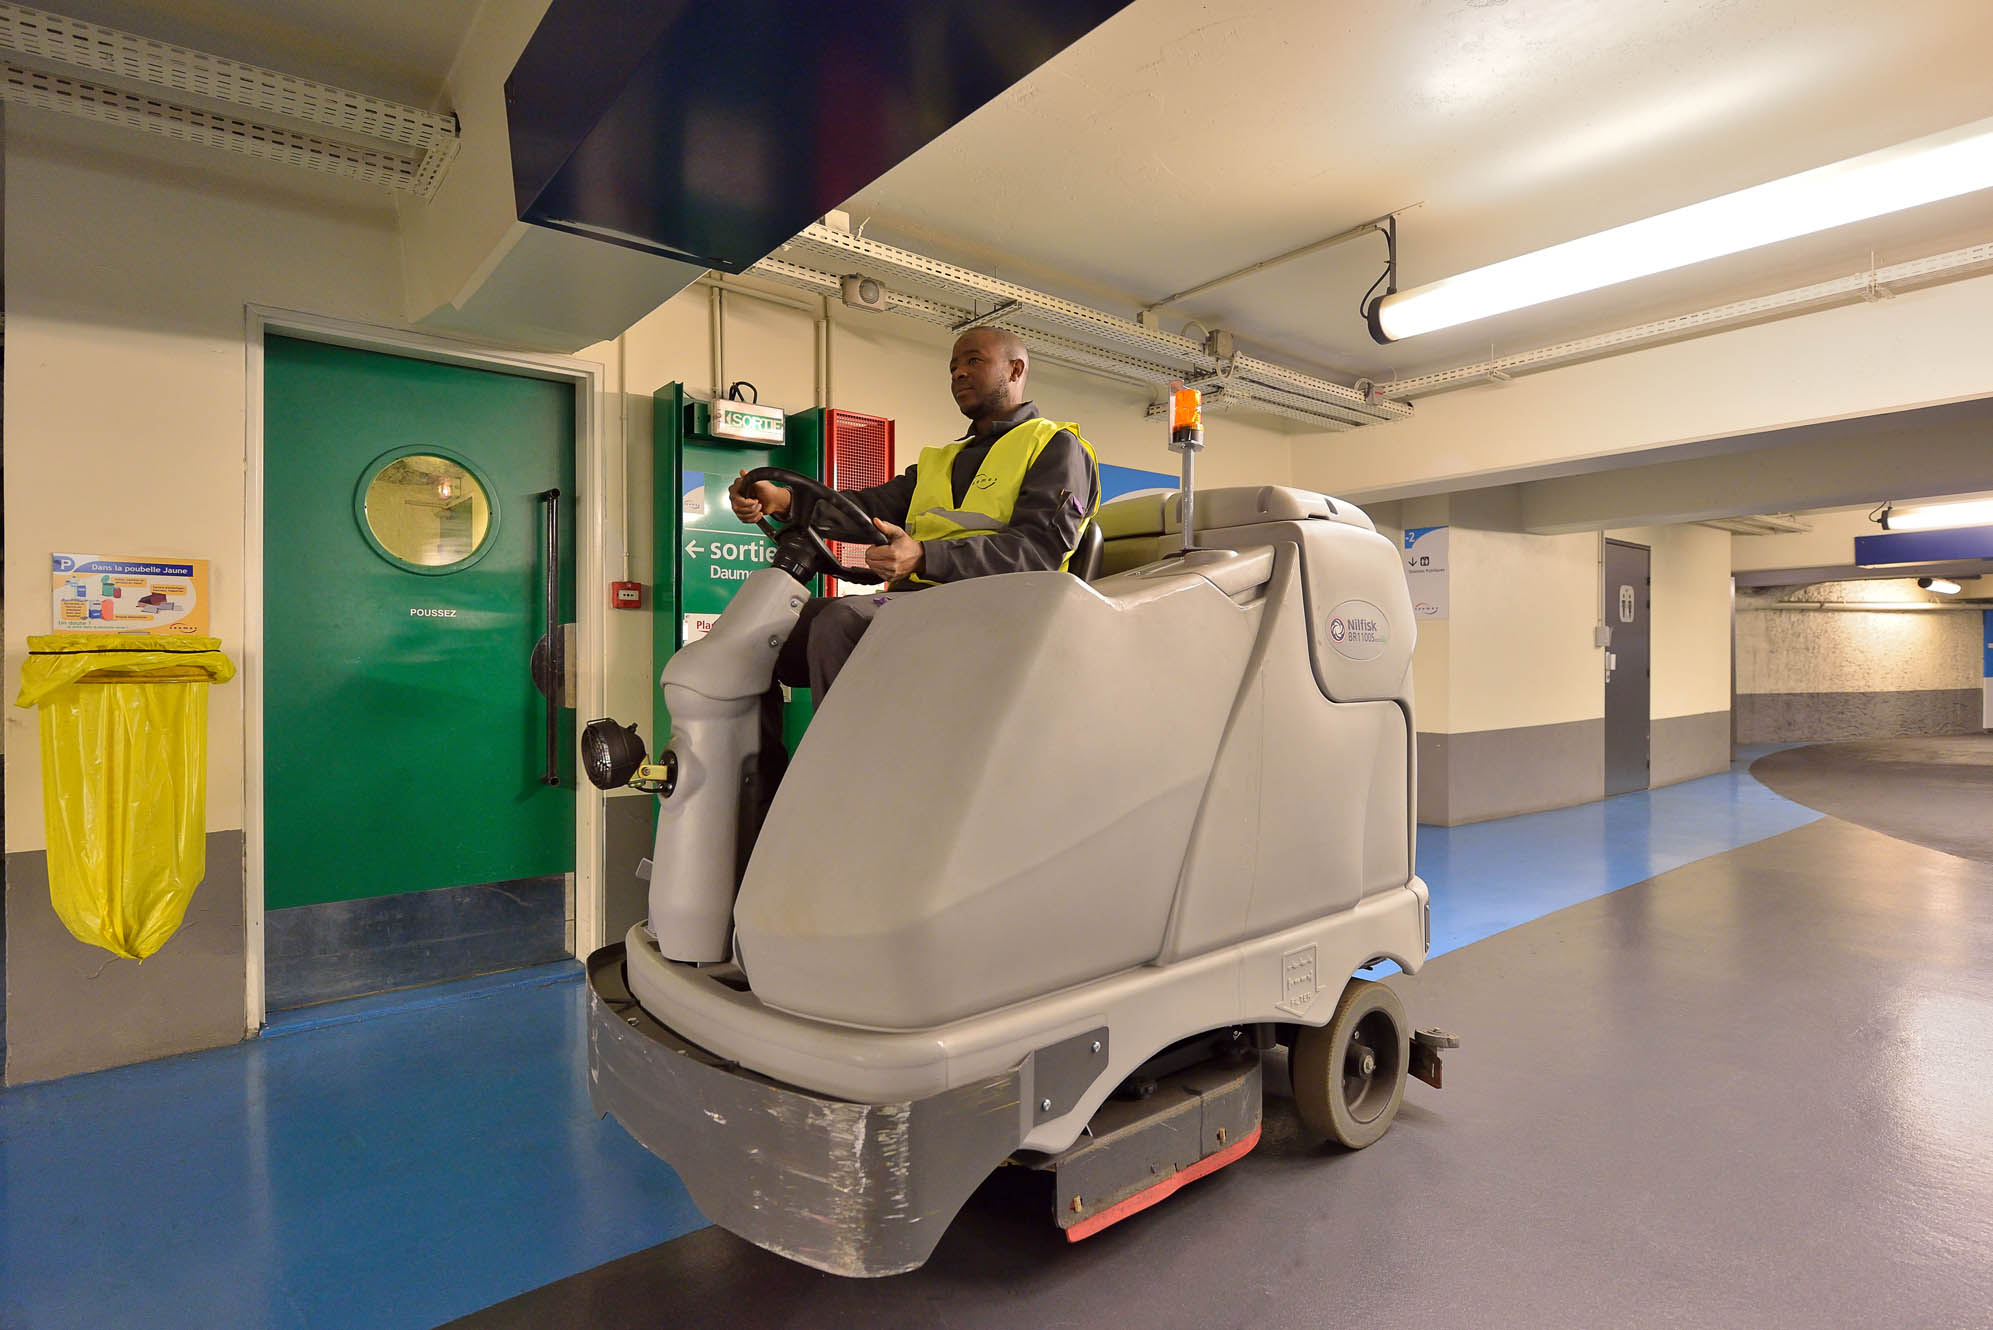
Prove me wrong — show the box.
[262,336,575,1008]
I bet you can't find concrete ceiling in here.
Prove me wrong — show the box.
[844,0,1993,382]
[41,0,482,107]
[32,0,1993,394]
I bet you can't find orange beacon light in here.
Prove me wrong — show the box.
[1167,381,1205,553]
[1169,384,1204,450]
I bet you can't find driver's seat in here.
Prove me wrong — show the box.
[1069,520,1104,583]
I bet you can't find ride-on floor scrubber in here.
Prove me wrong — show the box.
[582,467,1454,1276]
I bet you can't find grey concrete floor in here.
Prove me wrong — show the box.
[453,816,1993,1330]
[1751,734,1993,864]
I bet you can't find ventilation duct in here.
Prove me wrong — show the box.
[504,0,1133,272]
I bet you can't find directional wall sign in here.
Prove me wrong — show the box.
[680,471,777,632]
[654,381,824,757]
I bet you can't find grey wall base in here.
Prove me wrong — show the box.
[4,830,244,1087]
[1419,711,1732,825]
[264,876,569,1011]
[1737,689,1983,743]
[603,793,654,944]
[1652,710,1732,788]
[1419,719,1604,826]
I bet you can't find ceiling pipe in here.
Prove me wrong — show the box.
[764,227,1410,432]
[752,250,1395,432]
[1140,208,1411,314]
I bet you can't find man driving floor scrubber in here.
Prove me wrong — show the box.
[727,326,1100,700]
[585,332,1458,1278]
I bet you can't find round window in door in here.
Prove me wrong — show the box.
[354,447,501,574]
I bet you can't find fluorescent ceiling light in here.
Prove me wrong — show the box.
[1883,498,1993,531]
[1917,577,1962,595]
[1370,115,1993,342]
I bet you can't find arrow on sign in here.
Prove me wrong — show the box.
[685,540,705,558]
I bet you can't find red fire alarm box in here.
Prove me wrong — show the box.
[822,409,895,594]
[611,581,643,608]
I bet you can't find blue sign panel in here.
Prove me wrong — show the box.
[1852,525,1993,566]
[1099,463,1178,501]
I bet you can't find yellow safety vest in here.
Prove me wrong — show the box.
[905,418,1099,581]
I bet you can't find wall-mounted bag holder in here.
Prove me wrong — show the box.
[15,634,236,959]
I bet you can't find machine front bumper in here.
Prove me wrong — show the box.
[586,944,1030,1277]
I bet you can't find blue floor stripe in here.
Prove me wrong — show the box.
[1418,746,1821,959]
[260,959,584,1039]
[1,972,699,1330]
[0,747,1822,1330]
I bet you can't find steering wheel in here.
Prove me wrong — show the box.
[741,466,890,586]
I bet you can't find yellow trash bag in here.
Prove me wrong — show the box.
[14,634,236,960]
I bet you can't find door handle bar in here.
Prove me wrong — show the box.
[541,487,561,786]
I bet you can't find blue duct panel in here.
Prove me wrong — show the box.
[1853,525,1993,566]
[506,1,1133,273]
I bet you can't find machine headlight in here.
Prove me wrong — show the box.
[580,717,646,790]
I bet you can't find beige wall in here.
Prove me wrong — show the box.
[1,115,1299,866]
[1737,583,1983,695]
[4,113,407,855]
[1450,527,1602,734]
[1373,491,1602,737]
[618,279,1301,485]
[1370,494,1733,820]
[1382,509,1730,739]
[1734,580,1984,741]
[1608,523,1734,720]
[580,279,1303,726]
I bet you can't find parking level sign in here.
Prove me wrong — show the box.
[1403,526,1449,621]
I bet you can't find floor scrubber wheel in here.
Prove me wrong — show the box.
[1291,979,1408,1148]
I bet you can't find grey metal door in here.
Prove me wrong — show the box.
[1604,540,1651,796]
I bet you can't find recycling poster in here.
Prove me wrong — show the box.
[50,554,210,635]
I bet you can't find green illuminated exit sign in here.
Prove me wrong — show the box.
[710,400,786,444]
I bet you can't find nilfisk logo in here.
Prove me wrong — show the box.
[1327,599,1389,661]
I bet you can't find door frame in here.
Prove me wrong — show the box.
[1602,537,1652,797]
[243,305,609,1033]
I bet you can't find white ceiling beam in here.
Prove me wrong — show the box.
[1296,265,1993,505]
[1515,409,1993,533]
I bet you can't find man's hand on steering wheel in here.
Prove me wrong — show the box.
[864,519,925,582]
[729,470,791,524]
[737,466,891,586]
